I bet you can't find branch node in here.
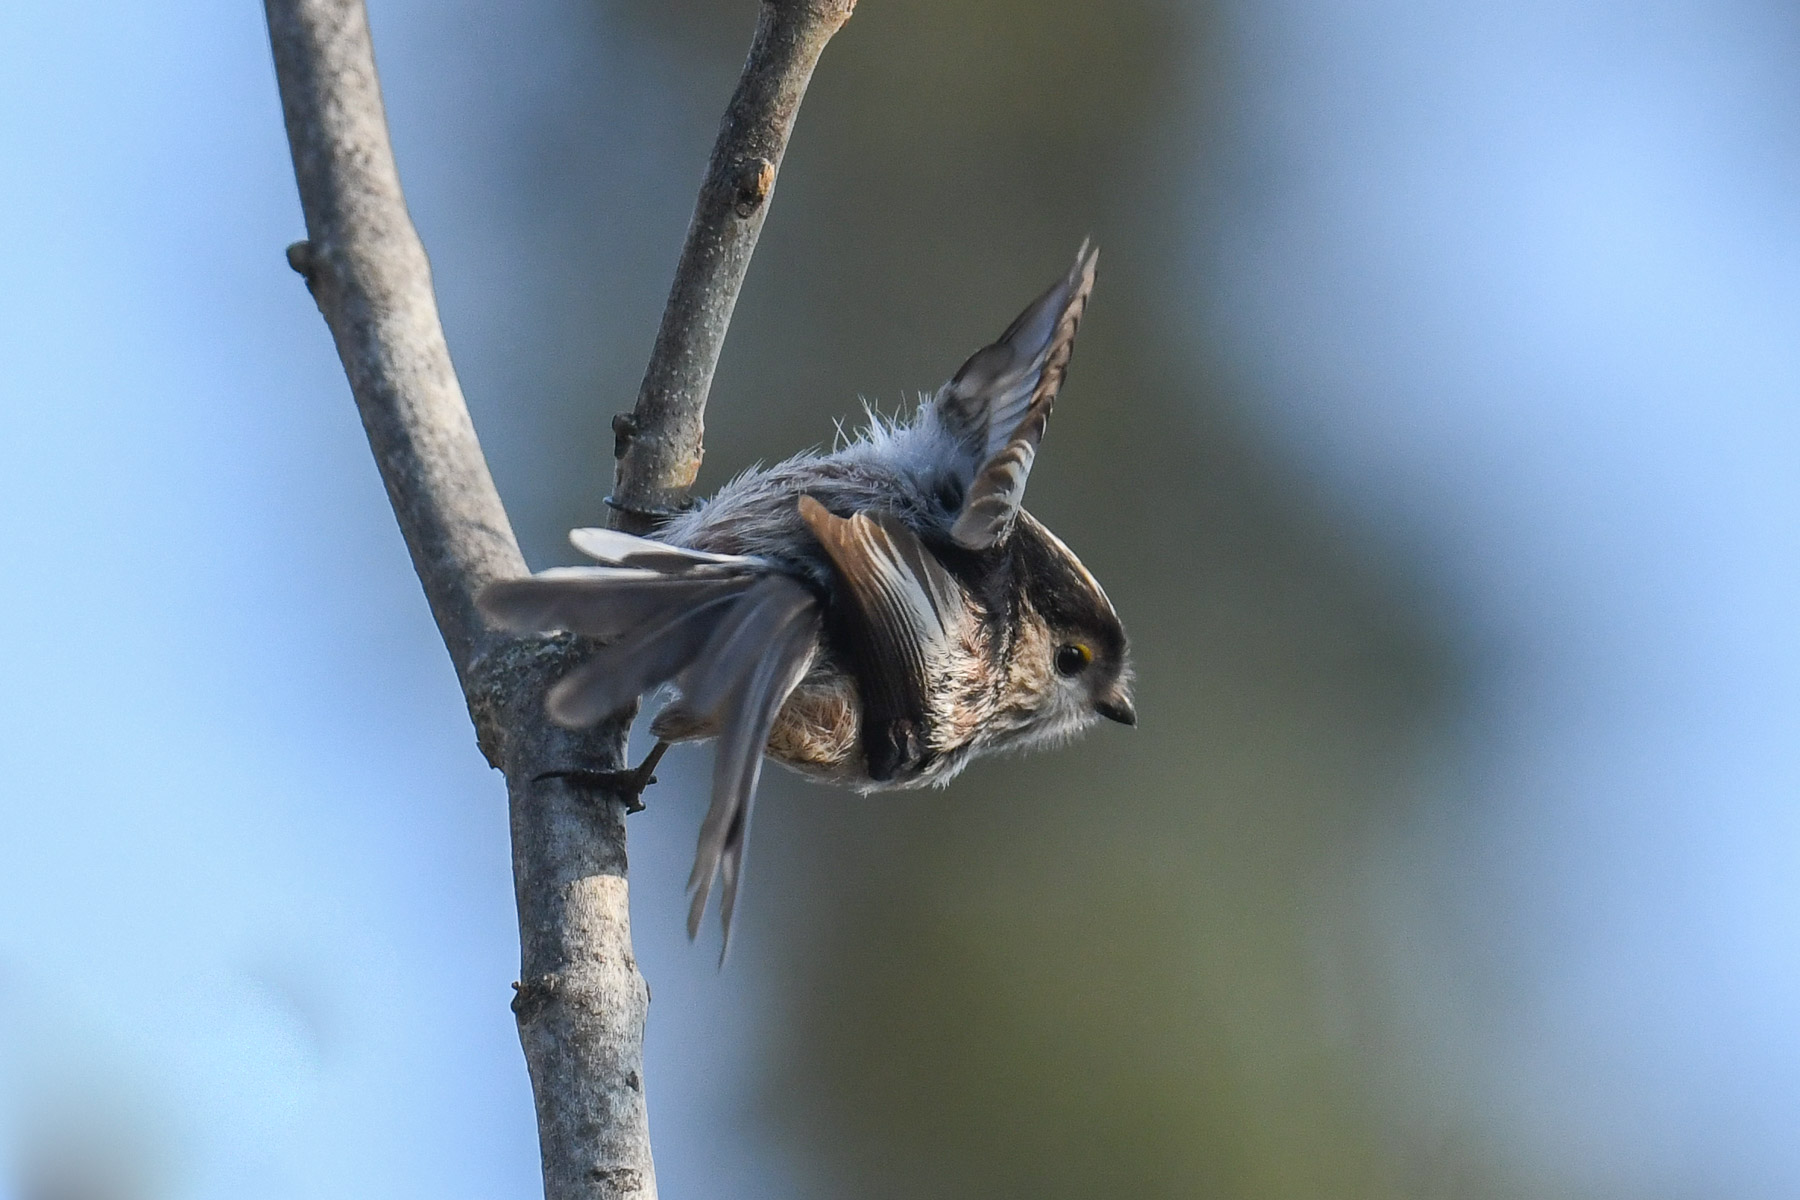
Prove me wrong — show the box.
[610,410,640,459]
[465,632,639,774]
[588,1167,645,1192]
[732,156,775,219]
[284,238,315,278]
[512,972,558,1023]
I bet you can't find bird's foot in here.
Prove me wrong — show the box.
[535,742,670,814]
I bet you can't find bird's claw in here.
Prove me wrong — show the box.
[534,742,669,814]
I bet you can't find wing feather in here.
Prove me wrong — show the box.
[937,242,1098,550]
[797,495,967,779]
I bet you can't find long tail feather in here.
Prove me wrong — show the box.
[479,568,754,640]
[545,592,745,726]
[684,577,820,953]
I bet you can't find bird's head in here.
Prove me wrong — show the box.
[999,511,1134,742]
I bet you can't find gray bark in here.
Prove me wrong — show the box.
[262,0,851,1197]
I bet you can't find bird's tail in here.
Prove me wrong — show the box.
[477,526,821,952]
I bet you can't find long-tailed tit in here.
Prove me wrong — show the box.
[480,243,1133,948]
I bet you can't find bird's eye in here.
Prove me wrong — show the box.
[1054,643,1093,677]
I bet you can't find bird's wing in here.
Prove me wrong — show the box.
[797,495,966,782]
[934,241,1098,551]
[678,574,821,954]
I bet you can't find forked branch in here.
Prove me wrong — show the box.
[263,1,853,1197]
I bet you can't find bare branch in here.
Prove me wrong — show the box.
[265,0,853,1196]
[266,0,523,680]
[266,2,654,1196]
[611,0,858,532]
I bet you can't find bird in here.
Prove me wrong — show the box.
[478,242,1133,951]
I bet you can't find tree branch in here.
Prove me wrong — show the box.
[264,0,853,1197]
[265,2,654,1196]
[266,0,522,678]
[610,0,857,533]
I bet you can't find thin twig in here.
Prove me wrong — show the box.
[264,0,854,1197]
[610,0,858,533]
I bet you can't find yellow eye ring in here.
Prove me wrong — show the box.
[1053,642,1093,677]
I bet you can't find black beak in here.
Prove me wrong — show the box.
[1096,694,1137,727]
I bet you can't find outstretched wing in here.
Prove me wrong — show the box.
[935,241,1098,551]
[798,495,967,782]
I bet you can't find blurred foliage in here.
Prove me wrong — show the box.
[463,0,1529,1195]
